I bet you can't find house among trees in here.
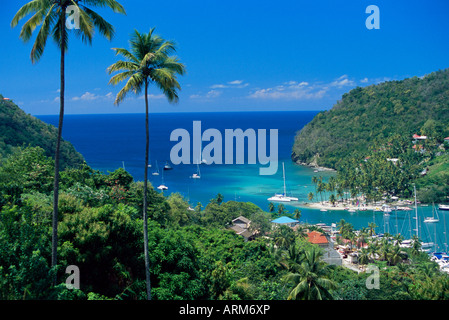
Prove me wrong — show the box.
[306,231,329,247]
[229,216,257,241]
[413,134,427,140]
[271,216,299,228]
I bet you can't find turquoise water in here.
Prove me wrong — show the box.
[37,112,449,251]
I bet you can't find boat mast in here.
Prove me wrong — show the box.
[444,211,448,253]
[283,162,286,196]
[414,184,419,238]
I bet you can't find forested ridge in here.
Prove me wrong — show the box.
[292,69,449,169]
[0,95,84,169]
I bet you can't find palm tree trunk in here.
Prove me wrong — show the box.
[143,80,151,300]
[51,16,66,283]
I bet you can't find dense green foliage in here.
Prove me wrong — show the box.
[292,70,449,203]
[0,95,84,169]
[292,69,449,169]
[1,147,449,300]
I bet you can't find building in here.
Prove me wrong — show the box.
[306,231,329,247]
[306,230,342,266]
[412,134,427,140]
[271,216,299,228]
[229,216,256,241]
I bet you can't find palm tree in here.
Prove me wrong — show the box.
[11,0,126,276]
[387,244,404,266]
[329,194,336,207]
[216,193,224,205]
[268,202,275,213]
[107,28,185,300]
[410,235,422,256]
[358,247,371,265]
[307,192,314,202]
[277,203,286,216]
[368,222,377,237]
[367,239,380,261]
[293,209,301,221]
[284,247,336,300]
[273,225,295,249]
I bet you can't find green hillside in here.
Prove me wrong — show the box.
[292,69,449,169]
[0,94,84,169]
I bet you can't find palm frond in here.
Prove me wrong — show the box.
[11,0,51,28]
[114,73,145,105]
[80,0,126,14]
[111,47,140,64]
[107,60,139,75]
[68,1,94,45]
[30,5,57,63]
[80,5,115,40]
[19,10,45,42]
[108,70,137,86]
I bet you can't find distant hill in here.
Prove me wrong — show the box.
[0,95,84,169]
[292,69,449,169]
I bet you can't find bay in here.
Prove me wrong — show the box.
[37,111,449,251]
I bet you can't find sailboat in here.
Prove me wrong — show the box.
[157,165,168,190]
[163,161,173,170]
[191,161,201,179]
[152,162,160,176]
[267,162,298,202]
[424,204,440,223]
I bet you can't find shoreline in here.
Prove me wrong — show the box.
[294,199,417,212]
[294,160,336,173]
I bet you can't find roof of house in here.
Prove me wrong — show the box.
[232,216,251,225]
[229,224,256,239]
[307,231,328,245]
[445,137,449,141]
[271,216,299,224]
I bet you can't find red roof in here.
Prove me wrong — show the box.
[445,137,449,141]
[307,231,328,245]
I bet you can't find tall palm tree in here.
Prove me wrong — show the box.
[284,247,336,300]
[11,0,126,276]
[107,28,185,300]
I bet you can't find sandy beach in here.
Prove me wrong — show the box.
[296,199,415,212]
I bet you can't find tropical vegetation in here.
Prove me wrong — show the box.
[1,146,449,300]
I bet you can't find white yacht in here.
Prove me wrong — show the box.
[191,161,201,179]
[267,162,298,202]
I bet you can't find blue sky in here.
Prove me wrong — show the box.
[1,0,449,115]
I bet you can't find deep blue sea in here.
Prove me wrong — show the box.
[37,111,449,251]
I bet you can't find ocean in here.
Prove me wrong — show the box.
[37,111,449,251]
